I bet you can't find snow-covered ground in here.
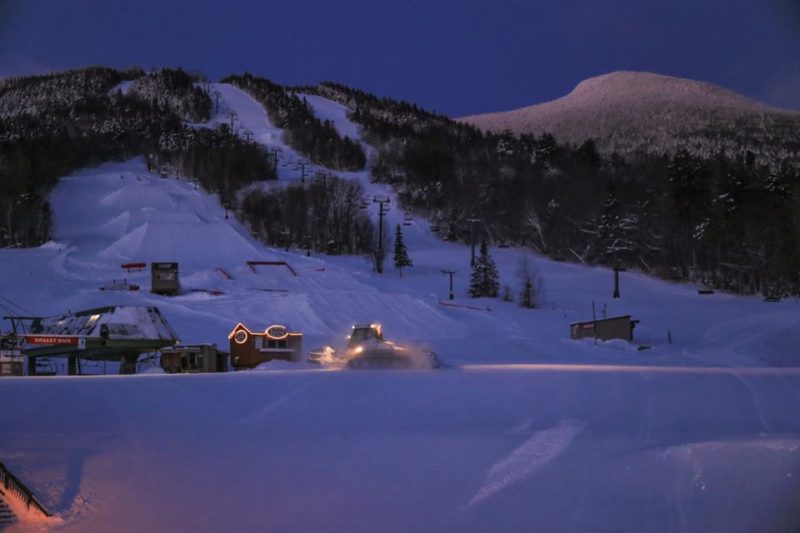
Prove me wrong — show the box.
[1,85,799,532]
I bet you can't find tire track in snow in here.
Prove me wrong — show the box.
[729,373,774,433]
[467,420,584,507]
[235,385,308,425]
[639,373,654,443]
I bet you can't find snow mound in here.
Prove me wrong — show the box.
[100,185,178,211]
[98,222,265,270]
[252,360,313,371]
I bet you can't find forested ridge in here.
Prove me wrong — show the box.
[2,67,798,295]
[223,73,366,171]
[306,81,800,295]
[0,66,274,247]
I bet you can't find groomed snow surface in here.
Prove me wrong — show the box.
[1,86,799,532]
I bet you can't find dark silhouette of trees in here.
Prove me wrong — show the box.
[239,173,374,256]
[0,67,273,247]
[308,81,800,296]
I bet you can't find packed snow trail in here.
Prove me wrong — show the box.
[0,367,798,532]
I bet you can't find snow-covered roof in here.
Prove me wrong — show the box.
[31,306,180,342]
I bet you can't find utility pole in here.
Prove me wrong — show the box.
[280,229,291,251]
[441,269,456,300]
[613,264,626,299]
[227,111,238,133]
[270,148,280,173]
[224,202,231,220]
[373,195,390,273]
[466,217,482,266]
[214,91,221,114]
[298,161,307,183]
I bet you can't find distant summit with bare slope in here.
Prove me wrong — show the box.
[461,71,800,167]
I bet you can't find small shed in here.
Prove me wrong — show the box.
[160,344,228,373]
[0,355,23,376]
[228,323,303,370]
[0,334,23,376]
[570,315,638,342]
[151,262,180,295]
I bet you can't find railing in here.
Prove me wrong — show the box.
[0,462,51,519]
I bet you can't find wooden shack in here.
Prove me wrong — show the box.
[160,344,228,373]
[0,334,23,376]
[570,315,638,342]
[0,353,23,376]
[228,323,303,370]
[151,262,180,295]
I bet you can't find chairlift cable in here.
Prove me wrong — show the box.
[0,294,34,315]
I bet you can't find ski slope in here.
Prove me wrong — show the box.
[0,85,799,532]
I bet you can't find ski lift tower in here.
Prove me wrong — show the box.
[373,195,391,273]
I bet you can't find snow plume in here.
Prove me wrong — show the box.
[399,342,443,369]
[467,420,585,507]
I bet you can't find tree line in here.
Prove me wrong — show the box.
[239,172,375,256]
[4,66,798,296]
[0,66,275,247]
[305,82,800,296]
[223,74,366,171]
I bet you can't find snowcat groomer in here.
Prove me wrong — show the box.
[344,323,414,369]
[308,323,441,369]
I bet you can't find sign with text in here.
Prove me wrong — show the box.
[26,335,79,346]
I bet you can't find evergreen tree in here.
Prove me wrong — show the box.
[596,190,638,265]
[393,224,412,275]
[469,241,500,297]
[518,255,542,308]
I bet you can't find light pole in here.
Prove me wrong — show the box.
[441,269,456,300]
[466,217,482,266]
[373,195,390,273]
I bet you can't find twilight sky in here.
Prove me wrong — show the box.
[0,0,799,116]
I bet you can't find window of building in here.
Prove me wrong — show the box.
[267,339,287,349]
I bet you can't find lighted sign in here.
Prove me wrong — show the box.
[265,325,288,340]
[26,336,79,345]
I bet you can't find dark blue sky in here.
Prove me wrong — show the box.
[1,0,798,116]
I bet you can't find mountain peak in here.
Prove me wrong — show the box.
[460,71,800,163]
[565,70,767,109]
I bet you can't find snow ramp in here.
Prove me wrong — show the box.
[98,222,268,271]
